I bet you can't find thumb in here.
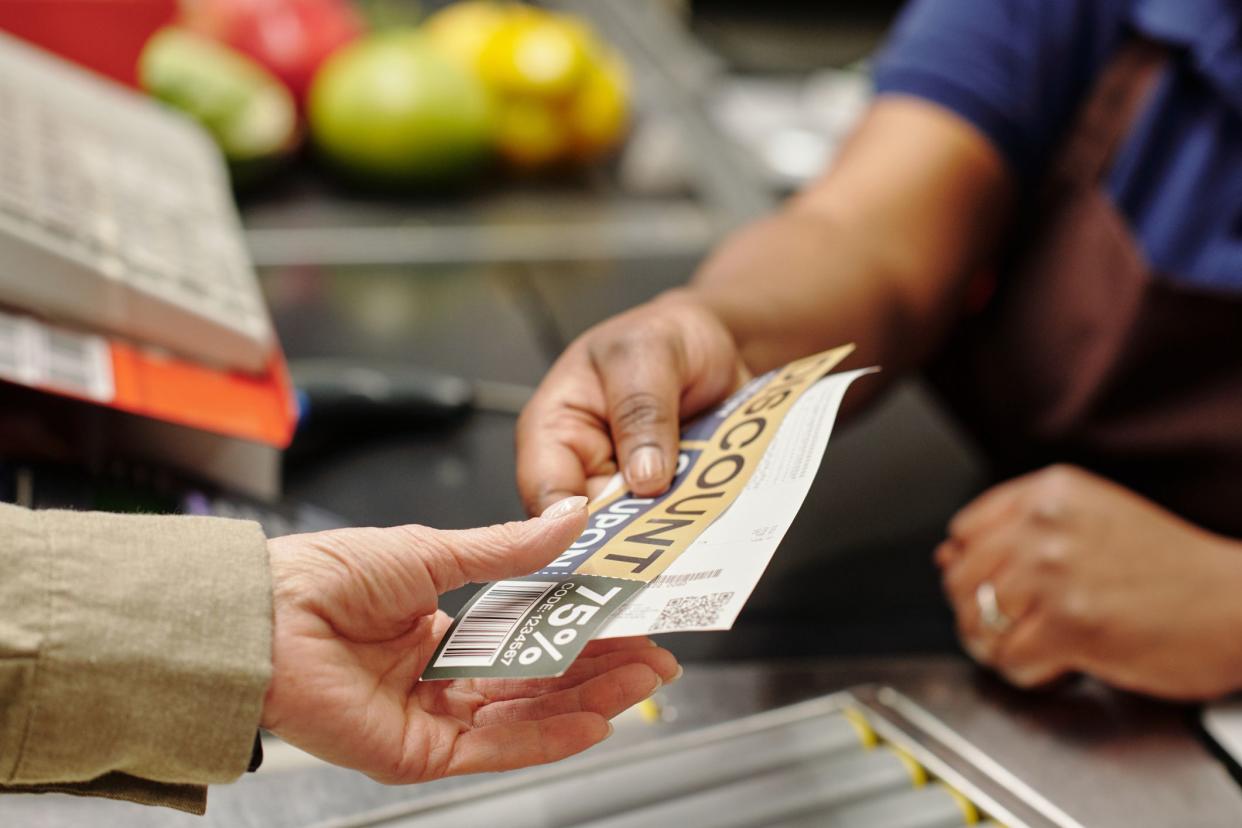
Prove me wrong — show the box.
[593,338,684,498]
[421,495,589,594]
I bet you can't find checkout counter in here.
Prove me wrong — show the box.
[4,2,1242,825]
[6,659,1242,826]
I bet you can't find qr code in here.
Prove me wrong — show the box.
[650,592,734,632]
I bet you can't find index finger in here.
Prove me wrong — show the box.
[515,424,589,516]
[991,617,1070,689]
[947,473,1031,543]
[516,364,617,516]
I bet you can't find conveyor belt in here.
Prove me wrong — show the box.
[578,745,938,828]
[771,785,983,828]
[315,686,1082,828]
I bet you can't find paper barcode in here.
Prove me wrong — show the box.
[0,312,20,381]
[43,328,102,396]
[433,580,556,669]
[0,309,112,401]
[648,569,723,589]
[650,592,734,632]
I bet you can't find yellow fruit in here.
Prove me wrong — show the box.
[495,97,569,170]
[421,3,632,171]
[308,31,496,184]
[422,1,510,72]
[567,51,630,161]
[479,12,592,100]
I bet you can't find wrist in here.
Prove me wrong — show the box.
[651,284,740,346]
[685,210,854,373]
[261,538,290,732]
[1205,533,1242,694]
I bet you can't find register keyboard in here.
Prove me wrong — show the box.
[0,30,273,373]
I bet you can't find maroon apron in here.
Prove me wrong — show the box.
[931,39,1242,538]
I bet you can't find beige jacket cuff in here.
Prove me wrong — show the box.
[0,502,272,814]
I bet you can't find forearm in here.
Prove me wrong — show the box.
[684,206,932,375]
[1199,532,1242,695]
[685,97,1015,378]
[0,503,271,813]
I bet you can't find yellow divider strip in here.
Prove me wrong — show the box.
[885,744,928,788]
[938,782,981,825]
[842,706,878,750]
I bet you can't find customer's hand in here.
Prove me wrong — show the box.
[262,496,680,782]
[516,290,749,515]
[936,465,1242,700]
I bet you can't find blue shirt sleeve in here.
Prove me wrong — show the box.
[872,0,1131,178]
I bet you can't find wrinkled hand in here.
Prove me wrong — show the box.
[261,496,680,782]
[936,465,1242,700]
[516,290,749,516]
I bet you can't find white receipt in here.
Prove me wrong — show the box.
[598,367,874,637]
[1203,701,1242,769]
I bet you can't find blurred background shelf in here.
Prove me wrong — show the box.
[5,2,1242,827]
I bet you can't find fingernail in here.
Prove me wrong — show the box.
[627,446,664,488]
[1007,668,1040,689]
[667,665,684,685]
[604,721,615,739]
[541,495,588,520]
[965,638,991,663]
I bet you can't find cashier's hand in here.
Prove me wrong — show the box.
[516,290,749,515]
[261,495,680,782]
[936,465,1242,701]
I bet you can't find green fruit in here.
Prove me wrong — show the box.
[308,30,494,184]
[139,27,299,164]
